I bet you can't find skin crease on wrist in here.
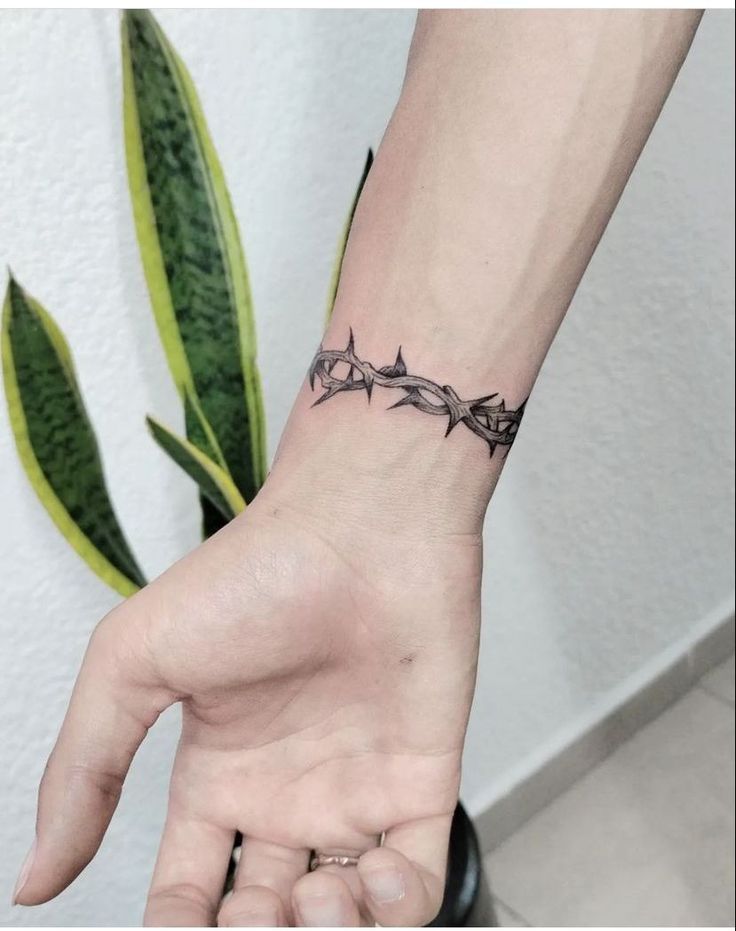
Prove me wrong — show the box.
[12,10,702,927]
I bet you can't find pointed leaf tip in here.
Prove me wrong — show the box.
[325,150,374,324]
[147,415,245,520]
[2,283,145,595]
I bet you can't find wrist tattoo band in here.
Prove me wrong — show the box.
[308,329,527,457]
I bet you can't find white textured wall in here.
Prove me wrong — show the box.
[0,9,733,926]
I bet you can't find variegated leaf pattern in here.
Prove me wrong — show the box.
[122,9,267,510]
[146,415,245,521]
[2,277,145,596]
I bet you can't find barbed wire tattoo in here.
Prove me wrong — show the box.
[308,330,527,457]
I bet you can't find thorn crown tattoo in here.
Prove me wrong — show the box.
[309,329,526,457]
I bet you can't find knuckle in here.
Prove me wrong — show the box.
[218,885,282,926]
[87,610,130,672]
[64,762,125,805]
[38,749,123,806]
[147,881,212,912]
[293,869,341,897]
[89,601,160,688]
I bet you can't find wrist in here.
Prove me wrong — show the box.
[263,374,504,540]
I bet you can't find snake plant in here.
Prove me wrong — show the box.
[2,9,370,595]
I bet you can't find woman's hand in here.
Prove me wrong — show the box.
[14,466,482,927]
[14,7,704,921]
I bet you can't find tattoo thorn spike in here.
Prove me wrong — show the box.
[308,332,526,456]
[308,343,324,389]
[387,395,413,410]
[312,386,340,407]
[470,393,499,408]
[445,408,462,436]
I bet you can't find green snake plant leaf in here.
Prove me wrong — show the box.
[1,277,146,596]
[326,149,373,322]
[122,9,267,507]
[145,415,245,521]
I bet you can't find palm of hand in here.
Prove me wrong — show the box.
[18,497,482,927]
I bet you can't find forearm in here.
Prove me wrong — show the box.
[268,10,701,533]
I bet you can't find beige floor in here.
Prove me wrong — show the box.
[484,655,735,928]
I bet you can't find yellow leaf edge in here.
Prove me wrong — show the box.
[325,148,374,325]
[167,26,268,489]
[146,414,246,519]
[121,12,230,477]
[1,282,141,598]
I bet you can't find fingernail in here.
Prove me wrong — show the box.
[296,894,345,927]
[363,867,406,904]
[12,839,36,905]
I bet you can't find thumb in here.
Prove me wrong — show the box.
[13,598,174,906]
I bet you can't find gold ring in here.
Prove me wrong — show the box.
[310,853,360,871]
